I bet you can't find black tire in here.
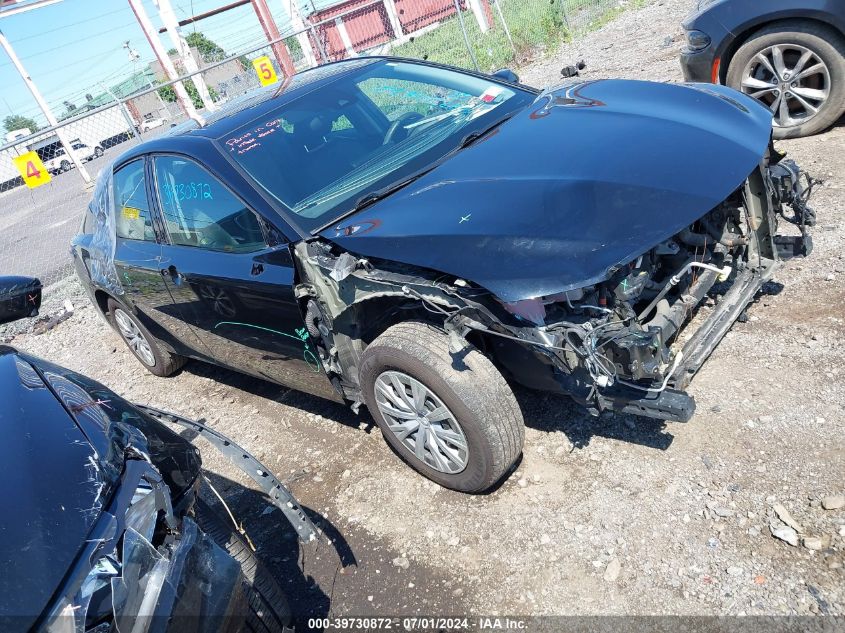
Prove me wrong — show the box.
[94,146,104,157]
[106,298,185,377]
[726,21,845,139]
[60,160,71,172]
[359,321,524,493]
[194,499,292,633]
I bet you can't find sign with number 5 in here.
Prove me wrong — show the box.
[252,55,278,87]
[12,151,51,188]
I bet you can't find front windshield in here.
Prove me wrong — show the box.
[219,60,533,232]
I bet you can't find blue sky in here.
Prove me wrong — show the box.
[0,0,302,127]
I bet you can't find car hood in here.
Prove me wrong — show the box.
[0,347,201,629]
[321,79,772,302]
[0,349,105,629]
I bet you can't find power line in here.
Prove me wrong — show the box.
[7,5,135,44]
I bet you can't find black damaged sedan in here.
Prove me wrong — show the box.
[73,57,815,493]
[0,278,314,632]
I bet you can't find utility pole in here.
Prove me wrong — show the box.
[251,0,296,77]
[281,0,317,67]
[127,0,204,125]
[153,0,217,112]
[0,28,91,183]
[125,40,168,116]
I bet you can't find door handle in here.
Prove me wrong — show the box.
[161,265,183,284]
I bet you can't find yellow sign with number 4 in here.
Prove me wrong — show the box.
[252,55,278,87]
[13,151,51,189]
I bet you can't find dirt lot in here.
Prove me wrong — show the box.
[4,0,844,620]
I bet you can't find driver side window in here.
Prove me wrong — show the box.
[153,156,266,253]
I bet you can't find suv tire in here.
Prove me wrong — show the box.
[360,321,524,493]
[727,21,845,138]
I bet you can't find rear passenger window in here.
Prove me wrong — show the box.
[153,156,266,253]
[114,159,156,241]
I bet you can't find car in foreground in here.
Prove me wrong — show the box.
[72,57,816,493]
[0,276,316,632]
[680,0,845,138]
[44,141,105,173]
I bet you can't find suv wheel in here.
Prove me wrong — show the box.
[94,146,104,157]
[60,159,71,172]
[107,298,185,377]
[360,321,524,493]
[727,21,845,138]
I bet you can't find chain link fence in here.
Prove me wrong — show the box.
[0,0,638,292]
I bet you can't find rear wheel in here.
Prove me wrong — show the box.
[94,146,104,157]
[727,21,845,138]
[60,160,71,172]
[107,298,185,377]
[359,321,524,493]
[194,499,292,632]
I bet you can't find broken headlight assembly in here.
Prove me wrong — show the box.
[43,464,180,633]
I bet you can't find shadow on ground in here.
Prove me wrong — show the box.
[190,469,474,619]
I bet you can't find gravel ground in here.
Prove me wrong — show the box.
[4,0,844,619]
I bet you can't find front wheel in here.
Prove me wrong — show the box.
[60,160,71,172]
[360,321,524,493]
[727,21,845,138]
[94,146,104,157]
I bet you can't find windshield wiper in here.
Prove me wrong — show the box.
[350,171,430,212]
[312,111,517,234]
[455,113,515,150]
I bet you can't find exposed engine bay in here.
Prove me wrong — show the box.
[293,150,815,423]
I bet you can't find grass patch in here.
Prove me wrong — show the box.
[392,0,651,73]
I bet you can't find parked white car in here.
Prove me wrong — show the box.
[43,141,104,174]
[140,116,168,132]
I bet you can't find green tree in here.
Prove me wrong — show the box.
[3,114,39,135]
[185,32,226,62]
[158,80,219,110]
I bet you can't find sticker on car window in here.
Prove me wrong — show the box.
[480,85,507,104]
[122,206,141,220]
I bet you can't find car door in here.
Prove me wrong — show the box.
[111,157,205,358]
[150,153,339,401]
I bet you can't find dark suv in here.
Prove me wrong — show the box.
[680,0,845,138]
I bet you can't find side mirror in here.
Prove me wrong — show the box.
[0,276,42,325]
[492,68,520,84]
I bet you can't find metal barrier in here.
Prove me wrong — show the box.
[0,0,639,290]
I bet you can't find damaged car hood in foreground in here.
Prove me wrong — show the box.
[0,351,105,630]
[322,79,774,302]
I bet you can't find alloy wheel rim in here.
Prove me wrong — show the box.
[741,44,830,128]
[114,309,156,367]
[374,370,468,474]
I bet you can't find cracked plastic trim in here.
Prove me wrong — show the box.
[136,404,320,543]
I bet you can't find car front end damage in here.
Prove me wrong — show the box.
[18,355,317,633]
[293,148,815,423]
